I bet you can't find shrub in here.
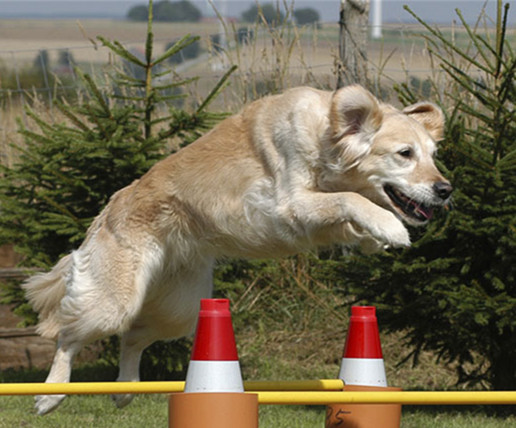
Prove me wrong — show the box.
[127,5,149,21]
[128,0,202,22]
[241,3,286,26]
[0,0,234,376]
[293,8,320,26]
[236,27,255,45]
[340,2,516,391]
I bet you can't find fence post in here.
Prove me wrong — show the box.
[337,0,370,88]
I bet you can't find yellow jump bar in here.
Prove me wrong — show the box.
[2,381,516,405]
[254,391,516,405]
[0,379,343,396]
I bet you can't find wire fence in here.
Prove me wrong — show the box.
[0,22,442,105]
[0,20,514,162]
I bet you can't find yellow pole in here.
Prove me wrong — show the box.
[0,379,343,396]
[254,391,516,405]
[2,381,516,405]
[0,381,185,396]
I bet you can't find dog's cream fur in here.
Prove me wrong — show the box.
[24,85,452,414]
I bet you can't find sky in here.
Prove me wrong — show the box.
[0,0,513,25]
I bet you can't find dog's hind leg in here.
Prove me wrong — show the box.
[34,243,154,415]
[111,327,157,409]
[34,339,82,415]
[112,261,216,408]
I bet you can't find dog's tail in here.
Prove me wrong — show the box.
[23,254,72,340]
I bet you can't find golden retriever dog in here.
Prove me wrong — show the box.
[24,85,452,414]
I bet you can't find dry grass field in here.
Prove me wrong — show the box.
[0,19,220,63]
[1,17,513,92]
[0,18,442,157]
[0,18,438,85]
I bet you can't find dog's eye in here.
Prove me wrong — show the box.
[398,148,413,158]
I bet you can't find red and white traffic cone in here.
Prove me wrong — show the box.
[326,306,402,428]
[184,298,244,393]
[338,306,387,387]
[169,299,258,428]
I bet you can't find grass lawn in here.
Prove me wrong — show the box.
[1,394,516,427]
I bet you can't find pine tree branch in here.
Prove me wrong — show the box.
[196,65,237,114]
[455,8,494,72]
[145,0,154,65]
[78,70,111,118]
[403,5,492,75]
[55,100,90,132]
[97,36,146,68]
[153,35,200,66]
[494,2,510,78]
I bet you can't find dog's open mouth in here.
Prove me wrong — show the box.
[384,185,434,223]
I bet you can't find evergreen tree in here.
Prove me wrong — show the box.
[0,0,235,336]
[293,8,320,26]
[339,2,515,391]
[241,3,285,26]
[128,1,202,22]
[127,4,149,21]
[154,0,202,22]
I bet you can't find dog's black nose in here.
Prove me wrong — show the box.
[433,181,453,200]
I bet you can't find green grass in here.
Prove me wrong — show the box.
[0,395,166,427]
[2,395,516,427]
[401,408,516,427]
[0,395,326,428]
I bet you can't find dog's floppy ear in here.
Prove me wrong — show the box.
[329,85,383,166]
[330,85,383,138]
[403,102,445,141]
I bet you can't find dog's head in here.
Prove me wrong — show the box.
[322,85,452,226]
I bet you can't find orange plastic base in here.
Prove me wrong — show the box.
[169,393,258,428]
[325,385,402,428]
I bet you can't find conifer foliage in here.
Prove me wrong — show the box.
[341,2,515,390]
[0,1,235,375]
[0,0,234,268]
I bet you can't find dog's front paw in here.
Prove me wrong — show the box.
[360,210,411,248]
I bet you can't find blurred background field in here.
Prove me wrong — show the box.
[3,15,513,164]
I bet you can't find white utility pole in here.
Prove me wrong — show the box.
[372,0,382,39]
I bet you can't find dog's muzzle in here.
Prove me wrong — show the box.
[384,181,452,223]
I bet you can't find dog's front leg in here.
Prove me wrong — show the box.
[290,190,411,248]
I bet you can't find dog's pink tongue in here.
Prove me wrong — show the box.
[416,205,434,220]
